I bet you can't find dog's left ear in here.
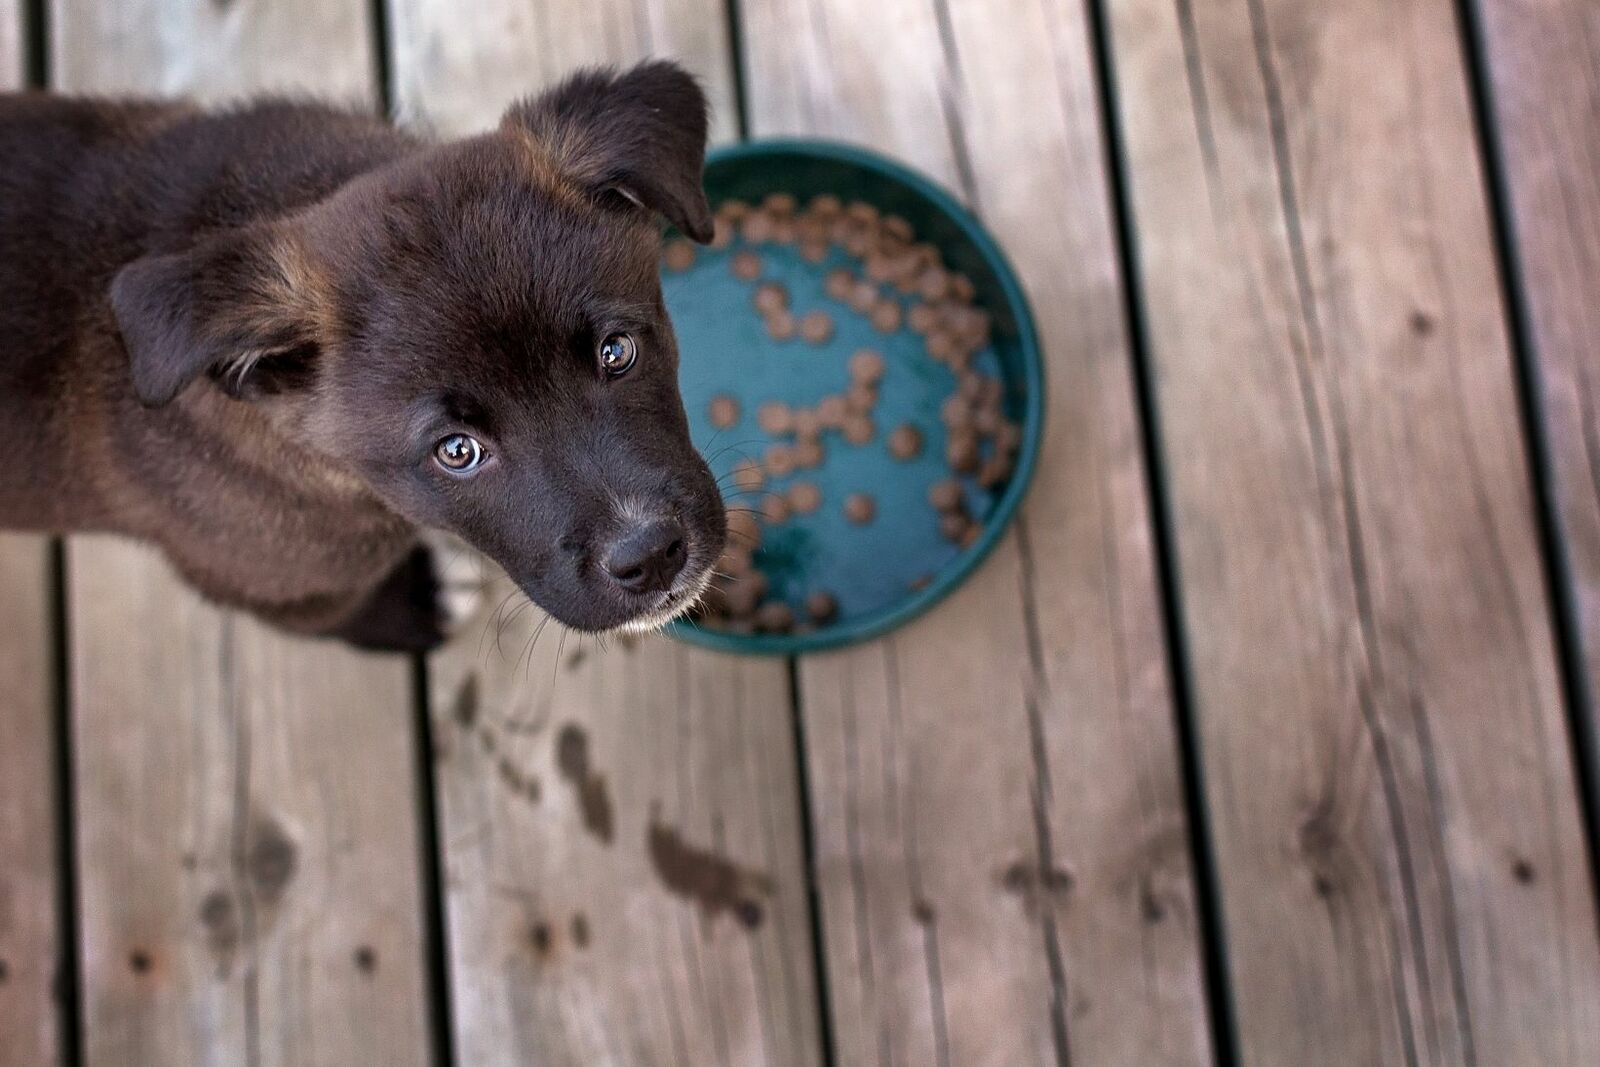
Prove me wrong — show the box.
[503,60,714,243]
[110,222,328,407]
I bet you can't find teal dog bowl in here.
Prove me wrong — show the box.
[665,140,1043,654]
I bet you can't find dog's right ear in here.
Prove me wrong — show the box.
[110,223,328,407]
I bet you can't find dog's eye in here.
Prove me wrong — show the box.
[598,332,638,377]
[434,433,487,473]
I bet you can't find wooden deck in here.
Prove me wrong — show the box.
[3,0,1600,1063]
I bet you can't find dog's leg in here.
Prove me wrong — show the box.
[329,534,488,652]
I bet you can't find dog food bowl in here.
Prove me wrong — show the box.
[664,140,1043,654]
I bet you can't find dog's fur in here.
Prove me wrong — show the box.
[0,62,726,650]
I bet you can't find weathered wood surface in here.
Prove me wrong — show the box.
[0,11,67,1067]
[741,0,1213,1063]
[51,2,434,1064]
[387,2,823,1064]
[1474,0,1600,795]
[1106,0,1600,1061]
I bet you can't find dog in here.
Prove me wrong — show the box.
[0,61,727,652]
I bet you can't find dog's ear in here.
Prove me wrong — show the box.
[110,223,328,407]
[502,61,714,243]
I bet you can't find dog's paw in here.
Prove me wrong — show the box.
[333,537,489,653]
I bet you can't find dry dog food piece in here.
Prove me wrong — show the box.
[762,493,792,525]
[787,481,822,514]
[951,273,977,303]
[771,216,797,244]
[849,348,886,384]
[845,382,878,414]
[882,215,914,242]
[917,267,951,302]
[870,300,904,333]
[726,508,762,548]
[843,416,876,446]
[995,419,1023,453]
[740,211,775,244]
[909,573,933,592]
[755,600,796,633]
[849,280,880,314]
[959,524,981,549]
[816,395,848,428]
[717,199,753,222]
[709,217,735,249]
[925,330,959,362]
[766,309,797,341]
[888,424,924,460]
[928,478,964,512]
[959,371,987,403]
[757,401,794,435]
[847,200,881,224]
[764,444,798,477]
[843,492,877,525]
[731,249,763,280]
[663,238,696,272]
[708,393,741,429]
[864,251,897,284]
[809,193,844,216]
[805,591,839,623]
[825,268,855,301]
[940,511,971,544]
[792,408,822,438]
[795,438,825,469]
[800,239,830,263]
[763,192,798,216]
[941,394,973,429]
[800,310,835,345]
[908,303,938,334]
[978,454,1011,489]
[946,432,980,474]
[754,282,789,315]
[733,459,765,494]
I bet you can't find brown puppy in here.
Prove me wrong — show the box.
[0,62,726,651]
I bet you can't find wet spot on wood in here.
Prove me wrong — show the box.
[495,755,541,804]
[565,647,588,671]
[1140,881,1166,924]
[1000,860,1073,912]
[912,899,936,926]
[199,889,239,971]
[1512,858,1536,885]
[452,675,479,729]
[0,958,9,983]
[571,914,590,948]
[530,921,552,957]
[180,852,198,871]
[556,724,614,844]
[354,945,377,975]
[248,814,297,904]
[1312,874,1336,899]
[1410,309,1435,336]
[647,818,773,928]
[129,949,153,975]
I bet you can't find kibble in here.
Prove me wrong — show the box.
[764,444,797,477]
[740,212,775,244]
[928,479,965,513]
[731,249,763,281]
[888,424,924,460]
[800,310,835,345]
[940,511,971,543]
[843,416,876,446]
[762,493,792,525]
[845,382,877,414]
[763,192,798,216]
[757,401,794,435]
[754,282,788,315]
[946,433,980,473]
[788,481,822,514]
[844,493,877,525]
[825,268,855,301]
[766,309,797,341]
[805,591,839,623]
[870,300,903,333]
[795,438,825,468]
[817,395,848,428]
[726,508,761,548]
[733,459,765,494]
[849,348,886,384]
[663,238,696,272]
[708,393,741,429]
[755,601,796,633]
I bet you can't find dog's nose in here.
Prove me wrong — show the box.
[603,520,688,595]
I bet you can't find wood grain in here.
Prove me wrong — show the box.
[1474,0,1600,802]
[0,13,67,1067]
[1106,0,1600,1060]
[740,0,1213,1062]
[51,3,434,1064]
[386,1,822,1063]
[0,535,63,1067]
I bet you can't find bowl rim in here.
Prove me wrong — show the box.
[666,137,1046,656]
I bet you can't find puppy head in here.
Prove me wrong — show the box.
[110,61,726,634]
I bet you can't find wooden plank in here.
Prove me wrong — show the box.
[0,12,68,1067]
[1105,0,1600,1060]
[386,2,822,1064]
[0,533,64,1067]
[50,3,434,1064]
[740,0,1213,1063]
[1474,0,1600,803]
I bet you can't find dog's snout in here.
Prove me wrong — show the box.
[602,520,688,595]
